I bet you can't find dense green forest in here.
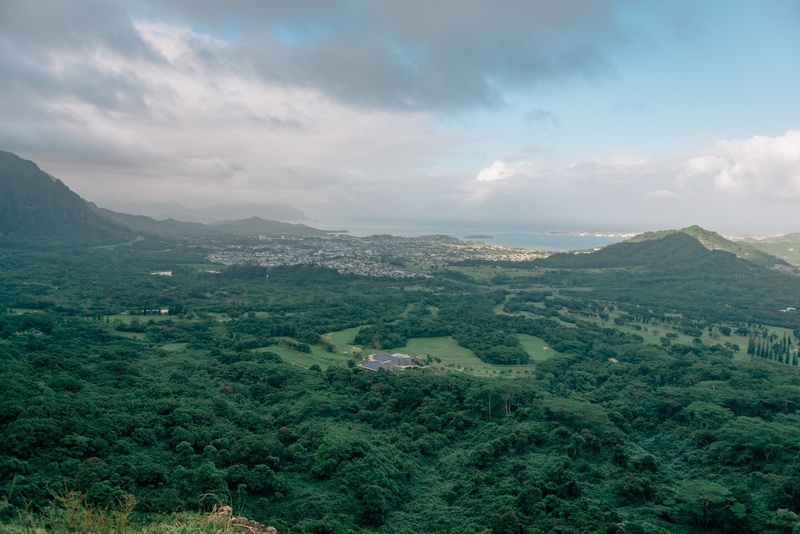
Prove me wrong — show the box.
[3,229,800,533]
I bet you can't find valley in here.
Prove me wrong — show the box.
[4,153,800,533]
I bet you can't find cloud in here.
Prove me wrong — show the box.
[0,14,459,210]
[458,160,534,204]
[144,0,631,111]
[645,189,679,198]
[0,0,646,217]
[4,1,796,233]
[524,108,560,127]
[456,129,800,231]
[670,130,800,198]
[710,130,800,196]
[476,160,536,182]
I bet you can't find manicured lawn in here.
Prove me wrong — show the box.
[403,336,483,365]
[401,336,539,377]
[577,310,753,360]
[257,343,352,371]
[518,334,558,362]
[323,326,369,353]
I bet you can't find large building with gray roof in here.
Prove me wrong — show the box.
[359,353,424,372]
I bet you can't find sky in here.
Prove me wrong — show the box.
[2,0,800,233]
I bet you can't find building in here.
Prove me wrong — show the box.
[358,353,424,372]
[359,361,386,372]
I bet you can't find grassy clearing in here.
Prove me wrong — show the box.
[518,334,558,362]
[6,308,46,314]
[108,313,178,324]
[402,336,482,365]
[323,326,367,353]
[400,336,539,377]
[493,294,762,361]
[256,343,351,371]
[494,297,577,329]
[401,261,439,274]
[575,310,754,360]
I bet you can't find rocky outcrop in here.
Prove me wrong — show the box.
[209,506,278,534]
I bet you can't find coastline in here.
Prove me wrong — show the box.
[306,219,631,251]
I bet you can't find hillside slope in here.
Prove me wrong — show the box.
[209,216,331,235]
[0,151,128,243]
[627,225,787,268]
[530,231,800,324]
[90,209,332,237]
[88,203,221,237]
[537,231,759,273]
[745,233,800,266]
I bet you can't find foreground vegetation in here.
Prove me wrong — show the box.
[3,231,800,532]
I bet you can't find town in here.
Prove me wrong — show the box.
[206,233,550,278]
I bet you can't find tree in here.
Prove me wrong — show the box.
[672,479,745,529]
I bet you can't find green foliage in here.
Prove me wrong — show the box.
[6,229,800,533]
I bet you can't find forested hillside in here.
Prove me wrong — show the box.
[0,152,128,244]
[2,226,800,533]
[626,225,787,268]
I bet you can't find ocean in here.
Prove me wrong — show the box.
[308,219,633,252]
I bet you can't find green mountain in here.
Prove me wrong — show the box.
[744,233,800,267]
[538,231,760,273]
[88,203,221,237]
[208,216,331,236]
[528,231,800,325]
[0,151,128,244]
[626,224,788,268]
[90,208,333,238]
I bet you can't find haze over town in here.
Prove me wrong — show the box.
[2,1,800,233]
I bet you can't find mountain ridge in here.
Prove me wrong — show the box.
[0,151,129,244]
[626,224,788,268]
[0,151,330,241]
[208,216,331,236]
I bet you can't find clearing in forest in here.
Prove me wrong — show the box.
[517,334,558,362]
[403,336,544,377]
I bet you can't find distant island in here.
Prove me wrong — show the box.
[464,234,493,239]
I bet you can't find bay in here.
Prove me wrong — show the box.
[308,219,634,251]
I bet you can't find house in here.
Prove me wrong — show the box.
[358,352,425,372]
[359,361,386,372]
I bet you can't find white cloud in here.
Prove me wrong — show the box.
[1,19,459,212]
[467,130,800,209]
[666,130,800,199]
[710,130,800,196]
[476,160,535,182]
[463,159,540,203]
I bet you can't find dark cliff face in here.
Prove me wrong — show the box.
[0,151,128,242]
